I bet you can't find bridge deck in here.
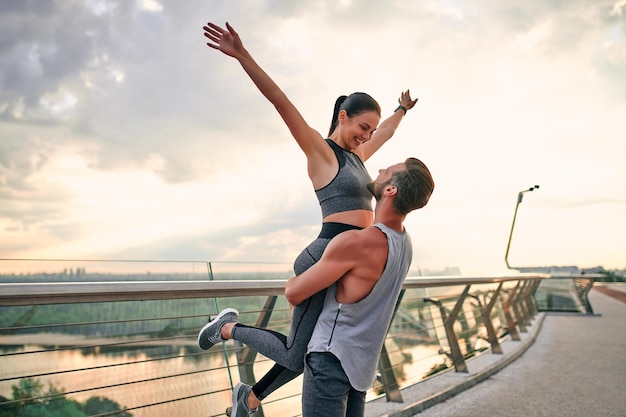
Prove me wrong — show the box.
[366,284,626,417]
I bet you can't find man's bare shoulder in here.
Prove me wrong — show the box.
[331,226,390,303]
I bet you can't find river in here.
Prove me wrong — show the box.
[0,338,443,417]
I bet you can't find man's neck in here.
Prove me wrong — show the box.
[373,196,406,232]
[373,211,405,232]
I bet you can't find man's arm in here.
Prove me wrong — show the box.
[285,227,389,305]
[284,231,361,306]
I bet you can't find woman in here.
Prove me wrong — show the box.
[198,21,417,416]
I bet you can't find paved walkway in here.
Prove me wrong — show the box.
[365,284,626,417]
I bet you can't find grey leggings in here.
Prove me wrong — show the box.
[230,222,362,400]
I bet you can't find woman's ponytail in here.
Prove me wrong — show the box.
[327,95,348,137]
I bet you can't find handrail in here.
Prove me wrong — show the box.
[0,274,555,306]
[0,280,286,306]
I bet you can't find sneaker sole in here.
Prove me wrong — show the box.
[230,382,246,417]
[197,307,239,350]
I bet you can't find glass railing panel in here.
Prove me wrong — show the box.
[534,278,593,313]
[379,287,443,392]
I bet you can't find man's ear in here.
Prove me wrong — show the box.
[385,185,398,196]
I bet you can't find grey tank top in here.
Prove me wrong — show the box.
[314,139,373,218]
[307,223,413,391]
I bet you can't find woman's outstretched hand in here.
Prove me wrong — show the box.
[203,22,244,58]
[399,89,418,111]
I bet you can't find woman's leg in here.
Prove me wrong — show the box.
[233,237,329,402]
[233,224,362,401]
[245,287,326,399]
[230,287,326,372]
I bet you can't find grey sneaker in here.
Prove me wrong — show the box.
[197,308,239,350]
[227,382,257,417]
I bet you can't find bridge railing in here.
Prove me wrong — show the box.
[0,261,599,417]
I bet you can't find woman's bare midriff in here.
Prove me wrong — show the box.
[322,209,374,229]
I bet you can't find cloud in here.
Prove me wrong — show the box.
[1,0,625,273]
[0,1,108,117]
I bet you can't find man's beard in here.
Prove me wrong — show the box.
[367,181,383,200]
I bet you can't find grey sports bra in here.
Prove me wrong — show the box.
[315,139,373,218]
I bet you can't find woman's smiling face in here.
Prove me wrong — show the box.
[338,110,380,150]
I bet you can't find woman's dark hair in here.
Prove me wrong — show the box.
[327,92,381,137]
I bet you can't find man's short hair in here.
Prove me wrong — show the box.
[390,157,434,215]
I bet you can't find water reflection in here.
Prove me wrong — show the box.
[1,340,448,417]
[0,341,233,417]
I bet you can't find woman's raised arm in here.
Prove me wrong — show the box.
[360,90,417,161]
[203,22,332,165]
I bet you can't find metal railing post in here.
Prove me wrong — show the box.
[520,280,538,322]
[377,289,405,403]
[425,285,471,373]
[516,281,533,328]
[572,277,596,314]
[511,281,528,332]
[469,283,504,354]
[527,280,542,316]
[502,284,521,341]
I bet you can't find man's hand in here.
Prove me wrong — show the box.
[285,276,299,312]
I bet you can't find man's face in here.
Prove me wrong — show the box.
[367,162,406,200]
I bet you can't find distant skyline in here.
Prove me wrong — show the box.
[1,1,625,275]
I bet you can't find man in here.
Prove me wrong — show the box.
[198,157,434,416]
[284,157,433,416]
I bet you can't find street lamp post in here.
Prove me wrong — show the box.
[505,185,540,269]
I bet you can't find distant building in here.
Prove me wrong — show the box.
[516,265,605,274]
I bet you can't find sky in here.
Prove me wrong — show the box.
[1,0,625,276]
